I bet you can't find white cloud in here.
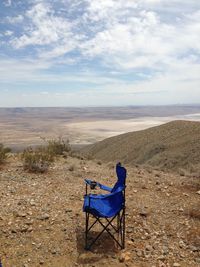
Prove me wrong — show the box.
[9,0,200,69]
[1,0,200,106]
[6,15,24,24]
[80,2,200,73]
[4,0,12,7]
[4,30,13,36]
[0,57,123,86]
[11,2,76,51]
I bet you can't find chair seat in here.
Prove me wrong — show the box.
[83,189,124,218]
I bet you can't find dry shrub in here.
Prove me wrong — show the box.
[184,206,200,247]
[45,137,71,156]
[22,147,53,173]
[186,226,200,247]
[0,143,11,164]
[187,206,200,220]
[22,138,71,173]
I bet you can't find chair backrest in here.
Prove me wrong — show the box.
[111,163,127,193]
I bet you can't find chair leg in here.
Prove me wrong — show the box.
[85,212,89,250]
[122,207,125,249]
[117,213,120,233]
[84,210,126,250]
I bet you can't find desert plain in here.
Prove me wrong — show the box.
[1,105,200,149]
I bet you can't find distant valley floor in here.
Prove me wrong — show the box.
[0,106,200,150]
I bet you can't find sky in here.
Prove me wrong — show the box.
[0,0,200,107]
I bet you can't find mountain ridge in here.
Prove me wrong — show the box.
[82,120,200,173]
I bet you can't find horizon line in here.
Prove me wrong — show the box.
[1,103,200,109]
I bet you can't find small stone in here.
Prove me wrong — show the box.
[157,255,165,260]
[145,245,153,251]
[27,227,33,232]
[11,228,17,233]
[126,227,134,233]
[196,190,200,195]
[30,200,36,206]
[119,251,131,262]
[189,245,199,252]
[162,246,169,255]
[179,240,185,248]
[173,263,181,267]
[136,249,143,257]
[38,214,50,220]
[20,225,29,233]
[195,258,200,263]
[142,185,147,189]
[127,240,134,245]
[25,220,33,225]
[139,210,148,217]
[36,243,42,249]
[16,212,27,218]
[65,209,72,213]
[51,248,60,255]
[51,249,57,255]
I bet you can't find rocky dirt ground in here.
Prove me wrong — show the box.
[0,155,200,267]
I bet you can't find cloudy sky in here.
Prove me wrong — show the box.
[0,0,200,107]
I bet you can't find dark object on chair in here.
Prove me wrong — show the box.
[90,180,97,190]
[83,162,127,250]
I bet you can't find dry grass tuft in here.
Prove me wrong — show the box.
[0,143,11,164]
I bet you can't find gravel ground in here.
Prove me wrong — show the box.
[0,155,199,267]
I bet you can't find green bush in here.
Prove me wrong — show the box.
[0,143,11,164]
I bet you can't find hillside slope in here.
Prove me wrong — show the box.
[82,120,200,173]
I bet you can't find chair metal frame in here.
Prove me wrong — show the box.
[84,182,126,250]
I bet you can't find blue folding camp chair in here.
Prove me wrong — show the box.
[83,163,127,250]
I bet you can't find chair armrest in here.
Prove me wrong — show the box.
[85,179,92,185]
[85,179,112,192]
[98,183,112,192]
